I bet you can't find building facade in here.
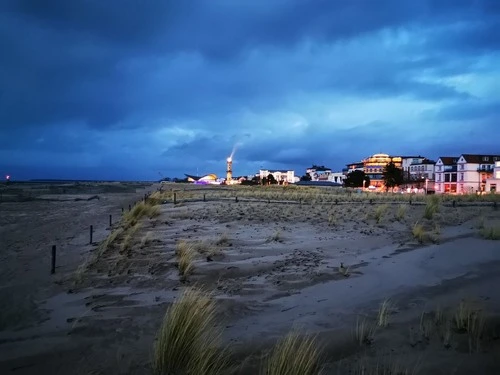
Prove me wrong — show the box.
[306,165,346,183]
[362,153,402,189]
[485,161,500,193]
[401,156,425,180]
[434,157,458,193]
[259,169,295,184]
[456,154,500,194]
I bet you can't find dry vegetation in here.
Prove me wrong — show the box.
[71,184,500,374]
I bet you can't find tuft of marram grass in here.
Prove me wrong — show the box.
[396,204,407,221]
[268,229,282,242]
[152,288,227,375]
[412,222,426,243]
[354,316,376,346]
[479,225,500,240]
[120,223,141,254]
[176,241,197,277]
[373,204,388,224]
[261,331,321,375]
[377,299,393,328]
[423,195,440,220]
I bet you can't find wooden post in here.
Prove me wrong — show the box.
[89,225,93,244]
[235,196,238,203]
[174,192,177,204]
[51,245,56,274]
[203,193,206,202]
[452,200,456,208]
[109,214,112,227]
[128,204,131,211]
[121,207,124,214]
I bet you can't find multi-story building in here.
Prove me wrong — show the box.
[259,169,295,184]
[345,161,364,174]
[456,154,500,194]
[435,157,458,193]
[306,165,346,184]
[485,161,500,193]
[406,158,436,192]
[401,156,426,181]
[362,153,402,189]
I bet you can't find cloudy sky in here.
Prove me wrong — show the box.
[1,0,499,180]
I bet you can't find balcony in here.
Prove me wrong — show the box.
[477,168,493,173]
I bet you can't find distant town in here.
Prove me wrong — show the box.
[176,153,500,195]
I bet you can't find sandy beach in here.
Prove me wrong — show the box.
[1,183,500,374]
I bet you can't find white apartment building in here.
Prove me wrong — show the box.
[485,161,500,193]
[401,156,425,180]
[456,154,500,194]
[306,165,346,184]
[409,159,435,181]
[435,156,458,194]
[259,169,295,184]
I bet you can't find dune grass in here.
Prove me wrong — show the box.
[423,195,440,220]
[373,204,388,224]
[261,331,321,375]
[453,300,485,353]
[176,240,197,277]
[124,201,161,227]
[479,225,500,240]
[412,223,427,243]
[377,299,393,328]
[396,205,407,221]
[152,288,226,375]
[120,222,141,254]
[355,317,377,346]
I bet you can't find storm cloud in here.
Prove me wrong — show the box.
[1,0,499,180]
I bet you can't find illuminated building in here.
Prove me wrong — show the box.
[456,154,500,194]
[434,157,458,193]
[362,153,402,189]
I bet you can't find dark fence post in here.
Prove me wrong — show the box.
[494,201,498,210]
[174,192,177,204]
[51,245,56,274]
[235,196,238,203]
[128,204,131,211]
[109,214,112,227]
[121,207,124,214]
[452,200,456,208]
[203,194,206,202]
[89,225,93,244]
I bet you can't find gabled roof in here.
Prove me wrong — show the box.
[437,156,458,165]
[459,154,500,164]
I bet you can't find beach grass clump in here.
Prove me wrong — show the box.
[423,195,440,220]
[261,331,320,375]
[124,201,161,226]
[479,225,500,240]
[396,205,407,221]
[120,223,141,254]
[377,299,393,328]
[412,222,427,243]
[176,241,197,277]
[453,300,485,353]
[354,317,377,346]
[373,204,388,224]
[152,288,226,375]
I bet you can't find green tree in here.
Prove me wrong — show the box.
[344,170,370,188]
[267,173,277,185]
[300,174,312,181]
[383,162,404,192]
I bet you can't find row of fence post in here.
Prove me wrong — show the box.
[50,189,154,275]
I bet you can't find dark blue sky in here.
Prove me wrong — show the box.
[1,0,499,180]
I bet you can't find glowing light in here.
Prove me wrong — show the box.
[5,175,10,180]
